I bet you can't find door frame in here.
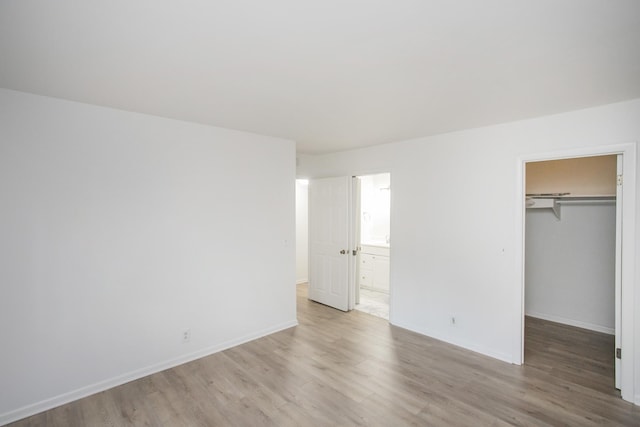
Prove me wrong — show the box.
[350,176,362,309]
[514,143,636,403]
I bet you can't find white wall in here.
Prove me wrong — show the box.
[298,98,640,401]
[0,89,297,425]
[525,203,616,333]
[295,180,309,284]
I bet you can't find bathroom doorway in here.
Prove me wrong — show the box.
[354,173,391,320]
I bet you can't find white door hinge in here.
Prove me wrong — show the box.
[617,174,623,186]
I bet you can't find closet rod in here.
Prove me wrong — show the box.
[525,195,616,220]
[555,197,616,205]
[526,194,616,202]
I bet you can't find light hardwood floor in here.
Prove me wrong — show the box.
[9,284,640,426]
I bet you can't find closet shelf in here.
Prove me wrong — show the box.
[525,195,616,220]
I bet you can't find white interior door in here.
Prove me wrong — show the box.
[615,154,622,389]
[308,176,351,311]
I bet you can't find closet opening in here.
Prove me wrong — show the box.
[523,154,621,392]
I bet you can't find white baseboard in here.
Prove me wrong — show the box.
[296,278,308,285]
[0,319,298,427]
[390,320,513,365]
[525,311,614,335]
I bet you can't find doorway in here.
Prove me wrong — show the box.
[354,173,391,320]
[516,143,636,403]
[305,173,392,318]
[295,179,309,286]
[523,155,618,391]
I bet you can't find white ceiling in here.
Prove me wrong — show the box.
[1,1,640,154]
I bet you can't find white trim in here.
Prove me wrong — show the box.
[526,311,614,335]
[348,176,358,311]
[615,153,623,389]
[296,278,308,285]
[0,320,298,426]
[391,320,513,364]
[515,142,636,404]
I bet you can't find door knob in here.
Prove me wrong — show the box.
[340,249,346,254]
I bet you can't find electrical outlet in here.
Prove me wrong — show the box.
[182,329,191,343]
[451,316,456,325]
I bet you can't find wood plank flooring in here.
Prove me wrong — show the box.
[9,284,640,426]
